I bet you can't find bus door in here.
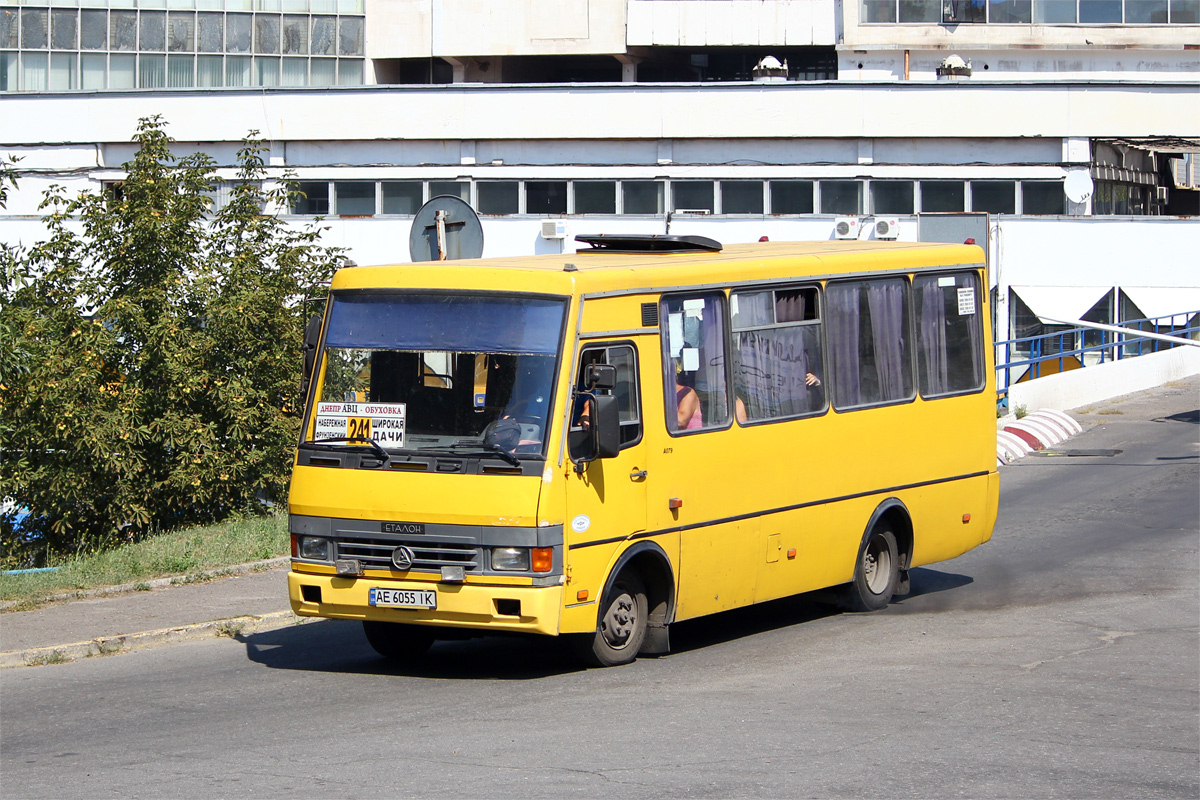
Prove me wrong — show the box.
[564,342,648,560]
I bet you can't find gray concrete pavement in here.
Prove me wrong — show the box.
[0,562,295,666]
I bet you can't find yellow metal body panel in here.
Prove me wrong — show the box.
[290,240,998,640]
[288,571,562,635]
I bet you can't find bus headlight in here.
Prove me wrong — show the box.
[298,536,331,561]
[491,547,530,571]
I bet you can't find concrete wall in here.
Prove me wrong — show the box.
[626,0,837,47]
[4,82,1197,146]
[366,0,628,58]
[1008,346,1200,413]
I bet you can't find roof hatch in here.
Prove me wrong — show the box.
[575,234,723,254]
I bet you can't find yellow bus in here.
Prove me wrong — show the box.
[288,236,998,666]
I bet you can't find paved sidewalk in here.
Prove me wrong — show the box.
[0,563,297,668]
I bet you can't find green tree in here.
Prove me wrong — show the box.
[0,118,340,565]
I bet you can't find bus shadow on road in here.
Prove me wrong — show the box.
[239,567,974,677]
[239,618,586,680]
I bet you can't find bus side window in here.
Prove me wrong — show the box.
[826,277,914,410]
[913,272,984,397]
[731,286,825,423]
[660,294,729,433]
[568,344,642,460]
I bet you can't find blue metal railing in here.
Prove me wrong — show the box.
[996,309,1200,405]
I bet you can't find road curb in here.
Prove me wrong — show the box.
[0,556,291,612]
[0,609,312,669]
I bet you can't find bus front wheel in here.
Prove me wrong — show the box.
[574,571,648,667]
[841,526,899,612]
[362,620,436,663]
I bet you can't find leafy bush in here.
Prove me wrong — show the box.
[0,117,340,565]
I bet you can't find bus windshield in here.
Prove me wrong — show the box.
[309,293,568,458]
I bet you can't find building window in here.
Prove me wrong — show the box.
[672,181,714,214]
[971,181,1016,214]
[381,181,422,215]
[865,0,1196,23]
[574,181,616,214]
[334,181,374,215]
[819,181,863,215]
[870,181,915,215]
[721,181,764,214]
[292,180,329,215]
[477,181,519,215]
[526,181,567,215]
[623,180,664,215]
[3,5,365,92]
[1022,181,1065,214]
[429,181,470,202]
[770,181,814,214]
[919,181,965,212]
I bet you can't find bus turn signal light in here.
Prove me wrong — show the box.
[669,498,683,510]
[577,589,589,602]
[962,513,972,524]
[532,547,553,573]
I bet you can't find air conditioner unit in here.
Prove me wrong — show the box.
[833,217,859,239]
[875,218,900,239]
[541,220,569,240]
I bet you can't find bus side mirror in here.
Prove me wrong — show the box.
[591,393,620,459]
[301,313,322,395]
[584,364,617,391]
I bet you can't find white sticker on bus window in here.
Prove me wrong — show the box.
[730,294,739,317]
[668,312,684,357]
[938,276,956,287]
[314,402,406,447]
[957,287,976,316]
[682,347,700,372]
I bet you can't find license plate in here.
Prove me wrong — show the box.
[369,587,436,609]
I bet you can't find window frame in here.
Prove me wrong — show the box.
[730,283,829,426]
[659,292,732,436]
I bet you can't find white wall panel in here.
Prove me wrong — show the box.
[3,82,1196,146]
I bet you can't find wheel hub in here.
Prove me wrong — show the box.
[601,591,637,649]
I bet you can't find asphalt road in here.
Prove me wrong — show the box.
[2,382,1197,799]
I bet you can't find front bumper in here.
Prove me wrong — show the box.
[288,570,563,636]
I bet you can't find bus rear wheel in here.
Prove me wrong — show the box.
[362,620,436,663]
[841,526,899,612]
[573,571,648,667]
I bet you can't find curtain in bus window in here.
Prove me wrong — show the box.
[827,285,862,408]
[916,274,983,396]
[736,327,813,420]
[867,281,908,401]
[829,279,912,409]
[918,280,949,394]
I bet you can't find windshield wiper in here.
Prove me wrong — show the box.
[308,436,391,466]
[420,442,522,468]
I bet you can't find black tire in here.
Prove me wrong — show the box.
[572,571,648,667]
[362,620,436,663]
[840,526,900,612]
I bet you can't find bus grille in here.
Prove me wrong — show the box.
[335,536,480,572]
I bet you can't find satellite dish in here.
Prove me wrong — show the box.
[409,196,484,262]
[1064,171,1095,204]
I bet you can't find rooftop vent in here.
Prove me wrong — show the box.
[575,234,723,254]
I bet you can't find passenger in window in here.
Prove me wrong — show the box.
[675,366,702,430]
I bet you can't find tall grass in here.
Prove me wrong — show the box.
[1,514,288,608]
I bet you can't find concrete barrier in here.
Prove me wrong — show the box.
[1008,347,1200,414]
